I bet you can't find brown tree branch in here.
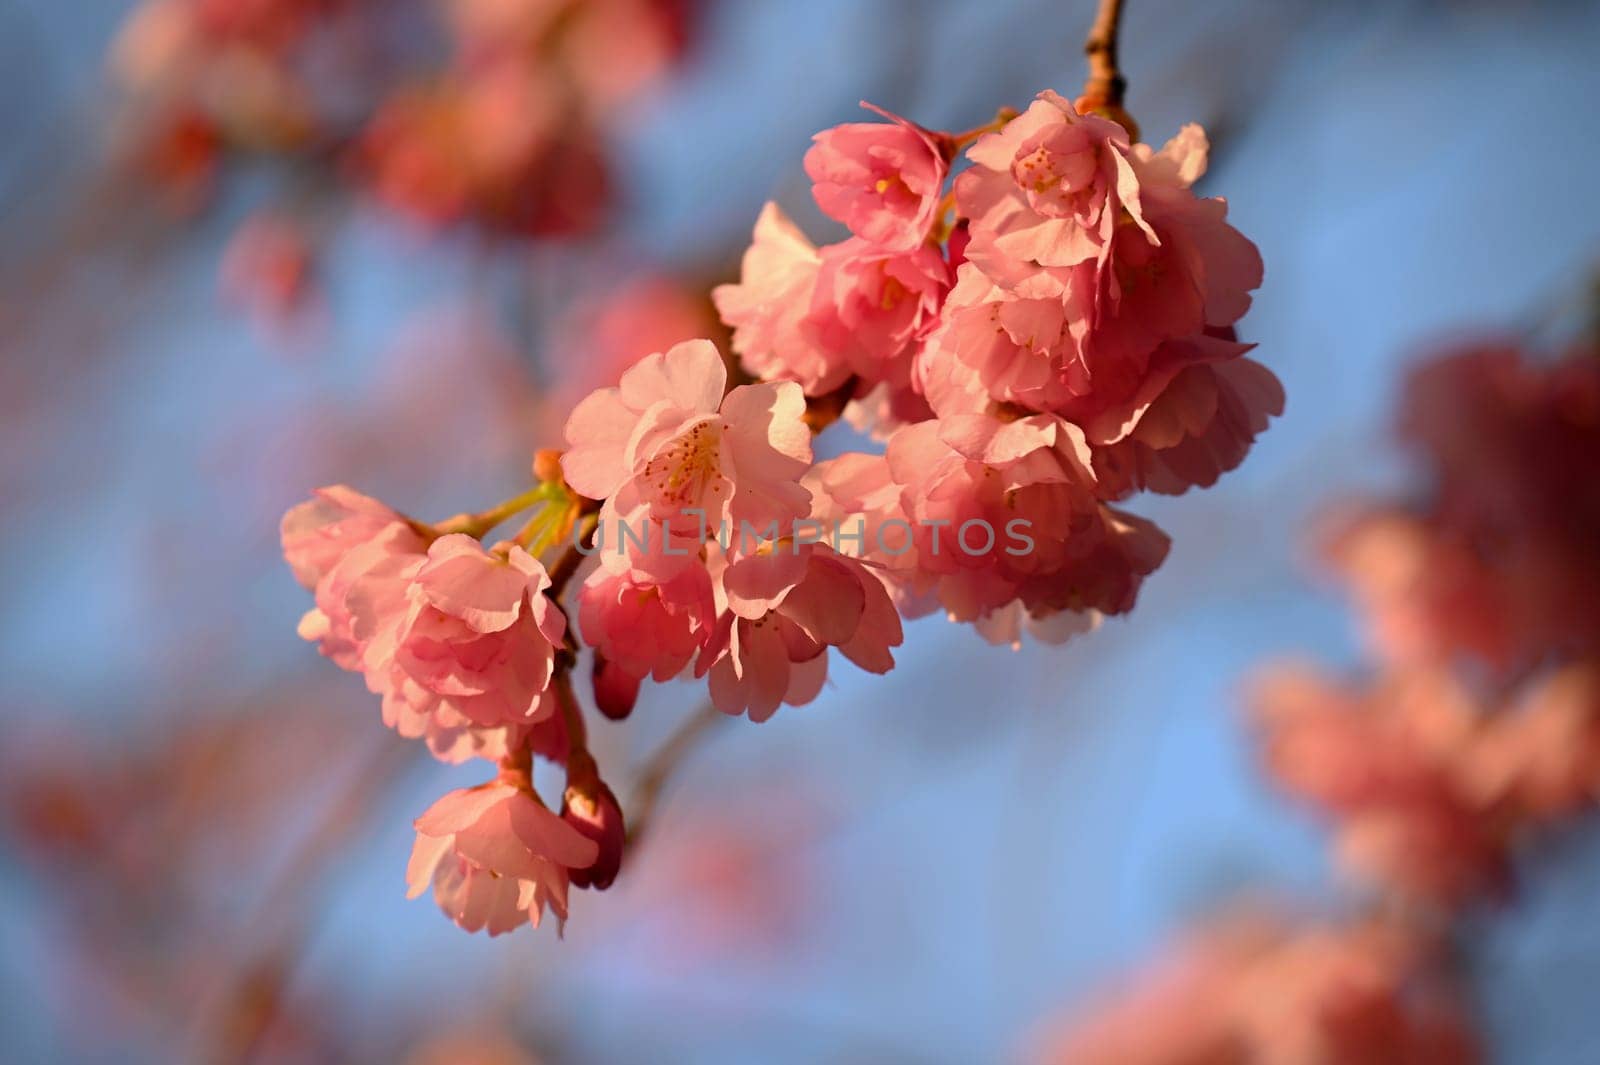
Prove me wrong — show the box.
[1081,0,1128,109]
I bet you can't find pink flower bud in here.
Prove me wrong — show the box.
[592,656,642,721]
[562,781,626,891]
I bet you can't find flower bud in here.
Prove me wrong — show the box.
[592,655,641,721]
[533,448,566,486]
[562,780,625,890]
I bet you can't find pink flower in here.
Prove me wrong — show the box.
[713,204,845,395]
[299,523,516,764]
[297,521,430,675]
[1084,172,1262,367]
[884,413,1170,641]
[299,530,567,763]
[1469,661,1600,821]
[916,264,1092,416]
[1249,664,1509,910]
[407,778,600,935]
[1089,353,1285,499]
[807,238,951,384]
[803,101,949,251]
[280,485,412,590]
[577,561,718,686]
[561,338,813,575]
[957,91,1145,282]
[1319,506,1515,671]
[562,779,626,891]
[1031,915,1479,1065]
[1394,345,1600,669]
[938,99,1264,444]
[803,451,933,614]
[385,535,567,724]
[221,212,316,329]
[703,544,903,722]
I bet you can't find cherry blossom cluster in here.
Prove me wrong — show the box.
[715,93,1279,644]
[282,89,1276,936]
[1253,342,1600,911]
[1030,341,1598,1063]
[112,0,692,318]
[1031,914,1476,1064]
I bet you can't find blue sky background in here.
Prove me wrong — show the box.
[3,1,1600,1061]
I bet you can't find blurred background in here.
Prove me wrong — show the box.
[3,0,1600,1061]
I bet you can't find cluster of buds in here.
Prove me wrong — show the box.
[282,83,1275,935]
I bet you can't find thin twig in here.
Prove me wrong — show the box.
[625,702,723,848]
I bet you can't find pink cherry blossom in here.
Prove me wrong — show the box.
[577,561,718,686]
[221,211,316,330]
[884,412,1169,641]
[1319,505,1516,671]
[385,535,567,725]
[1089,354,1285,499]
[1030,915,1479,1065]
[1250,664,1509,910]
[296,521,429,676]
[938,98,1264,446]
[956,90,1145,282]
[562,779,626,890]
[804,101,949,251]
[280,484,413,590]
[713,204,846,395]
[916,264,1091,417]
[1469,661,1600,821]
[803,451,933,614]
[703,543,902,722]
[299,529,566,763]
[561,337,813,576]
[1086,170,1263,364]
[407,778,600,935]
[1395,344,1600,669]
[807,237,951,383]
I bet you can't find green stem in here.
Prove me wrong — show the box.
[433,485,548,539]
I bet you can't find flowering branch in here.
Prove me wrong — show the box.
[281,37,1280,939]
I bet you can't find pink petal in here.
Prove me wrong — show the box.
[415,536,529,633]
[619,338,726,415]
[562,386,637,500]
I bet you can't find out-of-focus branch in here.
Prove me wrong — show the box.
[625,701,723,849]
[198,737,419,1065]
